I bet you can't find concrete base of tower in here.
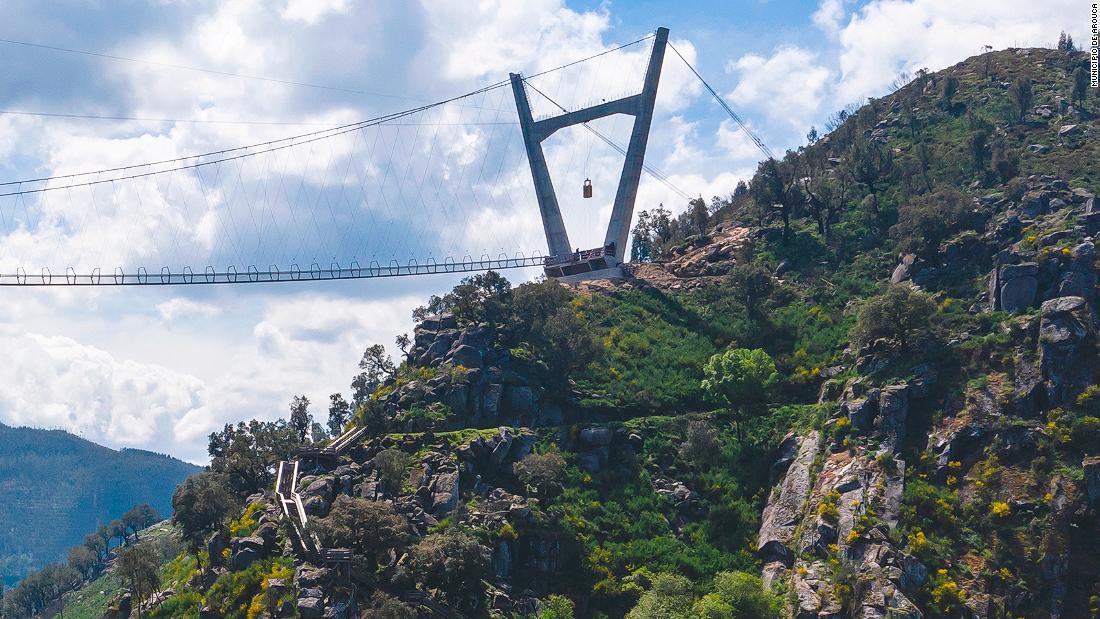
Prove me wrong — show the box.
[554,265,625,283]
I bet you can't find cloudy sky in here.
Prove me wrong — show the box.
[0,0,1087,463]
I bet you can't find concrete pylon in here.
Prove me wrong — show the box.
[510,27,669,276]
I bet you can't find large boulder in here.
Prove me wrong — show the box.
[297,596,324,619]
[456,326,493,351]
[418,313,457,332]
[488,427,515,465]
[989,262,1039,313]
[429,469,460,516]
[876,385,909,454]
[231,546,259,571]
[771,432,801,479]
[757,432,820,564]
[448,344,484,368]
[1039,296,1096,405]
[576,447,609,473]
[481,383,503,418]
[579,426,614,447]
[295,565,330,589]
[891,254,918,284]
[1084,457,1100,504]
[503,385,537,417]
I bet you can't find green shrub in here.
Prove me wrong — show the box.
[147,590,203,619]
[203,557,292,619]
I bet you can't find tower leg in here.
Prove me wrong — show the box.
[510,73,572,259]
[605,27,668,261]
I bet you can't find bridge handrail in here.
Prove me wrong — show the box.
[544,243,615,266]
[0,252,548,286]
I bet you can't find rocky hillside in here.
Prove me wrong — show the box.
[0,424,199,588]
[45,43,1100,619]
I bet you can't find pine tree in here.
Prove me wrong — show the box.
[289,395,312,443]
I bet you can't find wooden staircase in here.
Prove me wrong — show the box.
[274,460,319,557]
[297,424,369,459]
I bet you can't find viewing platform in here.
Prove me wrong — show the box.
[543,244,624,281]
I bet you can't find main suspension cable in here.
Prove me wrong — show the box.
[667,42,775,161]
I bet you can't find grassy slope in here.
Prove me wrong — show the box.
[60,521,182,619]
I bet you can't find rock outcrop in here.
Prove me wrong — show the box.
[1038,296,1096,406]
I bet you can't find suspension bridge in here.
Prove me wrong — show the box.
[0,27,770,286]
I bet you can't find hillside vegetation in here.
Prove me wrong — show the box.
[0,424,199,588]
[27,42,1100,618]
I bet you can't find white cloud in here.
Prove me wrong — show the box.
[156,297,221,321]
[282,0,350,25]
[812,0,848,34]
[833,0,1087,104]
[727,45,832,129]
[0,331,205,447]
[717,119,766,162]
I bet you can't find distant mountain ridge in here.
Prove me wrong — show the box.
[0,423,200,587]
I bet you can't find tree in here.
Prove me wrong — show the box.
[1072,66,1089,106]
[849,136,893,195]
[208,419,298,494]
[289,395,312,443]
[416,270,514,327]
[970,125,991,171]
[352,344,396,407]
[374,449,410,494]
[1057,31,1076,51]
[992,143,1020,183]
[1011,77,1032,122]
[849,285,937,353]
[750,155,803,243]
[511,279,572,335]
[889,187,971,257]
[122,504,159,540]
[67,545,97,580]
[701,348,778,439]
[513,450,566,497]
[116,545,161,618]
[801,173,850,242]
[704,571,781,619]
[325,391,352,435]
[109,519,127,548]
[689,196,709,235]
[679,420,721,467]
[940,75,959,111]
[806,126,819,144]
[84,532,107,563]
[362,591,417,618]
[626,572,695,619]
[395,332,411,357]
[407,531,491,609]
[726,263,774,318]
[536,306,600,380]
[630,205,675,260]
[312,496,407,571]
[539,595,576,618]
[93,524,114,557]
[631,209,657,262]
[171,472,236,563]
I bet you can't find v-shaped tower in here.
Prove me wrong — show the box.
[510,27,668,281]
